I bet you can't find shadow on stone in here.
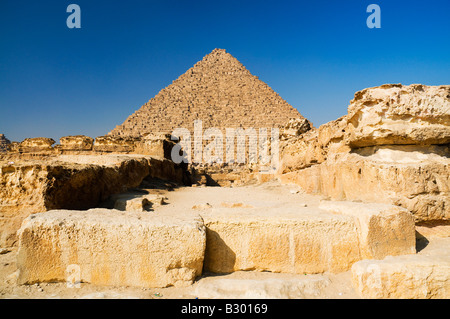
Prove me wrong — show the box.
[203,229,236,274]
[415,230,429,252]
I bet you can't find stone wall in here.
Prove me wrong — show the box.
[3,134,174,160]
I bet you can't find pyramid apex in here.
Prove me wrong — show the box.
[204,48,229,59]
[210,48,227,54]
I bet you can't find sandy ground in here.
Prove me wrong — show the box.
[0,182,448,299]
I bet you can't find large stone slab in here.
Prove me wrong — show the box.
[59,135,93,152]
[16,209,206,288]
[201,201,415,274]
[351,238,450,299]
[319,201,416,259]
[202,207,360,274]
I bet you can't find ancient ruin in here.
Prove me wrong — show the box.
[279,84,450,224]
[0,49,449,299]
[108,49,305,138]
[0,134,11,153]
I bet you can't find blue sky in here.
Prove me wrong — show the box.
[1,0,449,142]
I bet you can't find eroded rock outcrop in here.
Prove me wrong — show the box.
[279,84,450,224]
[0,155,186,246]
[280,118,313,140]
[18,138,56,154]
[346,84,450,147]
[93,136,138,153]
[59,135,93,152]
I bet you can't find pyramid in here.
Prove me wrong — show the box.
[108,49,306,138]
[0,134,11,153]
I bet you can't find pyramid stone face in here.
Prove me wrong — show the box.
[0,134,11,153]
[109,49,306,138]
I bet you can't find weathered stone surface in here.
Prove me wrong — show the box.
[6,141,20,153]
[280,118,313,140]
[280,149,450,223]
[279,116,349,173]
[280,84,450,174]
[189,163,267,187]
[318,201,416,259]
[202,207,360,274]
[0,155,186,246]
[194,273,330,299]
[134,133,175,159]
[93,136,138,153]
[346,84,450,147]
[17,209,206,288]
[351,238,450,299]
[201,201,415,274]
[19,138,55,153]
[59,135,93,152]
[280,87,450,225]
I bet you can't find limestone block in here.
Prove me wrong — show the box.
[318,201,416,259]
[202,207,362,274]
[202,201,416,275]
[59,135,93,151]
[279,117,349,173]
[346,84,450,147]
[93,136,138,153]
[133,133,175,159]
[19,138,55,153]
[112,193,166,211]
[351,238,450,299]
[17,209,206,288]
